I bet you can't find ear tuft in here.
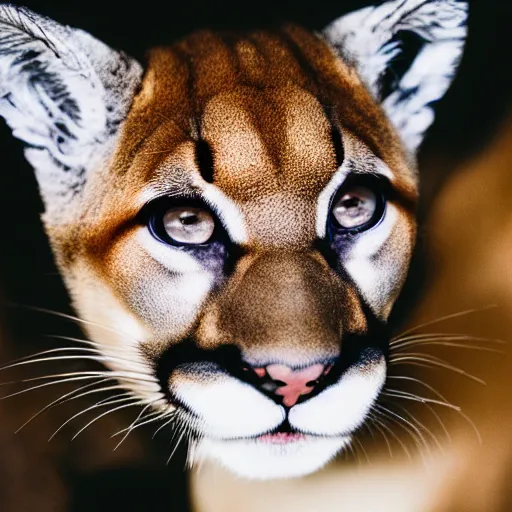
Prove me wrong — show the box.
[0,5,142,216]
[323,0,468,153]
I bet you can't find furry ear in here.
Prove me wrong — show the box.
[323,0,468,153]
[0,6,142,218]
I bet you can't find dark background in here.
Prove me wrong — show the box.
[0,0,511,510]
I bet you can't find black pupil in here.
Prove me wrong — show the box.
[342,196,361,208]
[181,213,198,225]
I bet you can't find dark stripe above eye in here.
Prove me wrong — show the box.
[330,126,344,169]
[195,139,215,183]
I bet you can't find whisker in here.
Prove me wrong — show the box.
[390,351,451,364]
[382,389,461,411]
[378,403,431,453]
[0,347,99,366]
[57,383,138,407]
[391,333,506,346]
[15,305,142,344]
[457,408,482,446]
[395,395,480,446]
[72,398,154,441]
[15,378,113,433]
[346,438,360,464]
[2,375,115,400]
[184,422,197,469]
[113,408,173,439]
[353,436,371,465]
[166,419,181,449]
[167,423,187,465]
[423,402,452,444]
[386,375,456,442]
[391,402,444,454]
[376,404,431,464]
[1,372,157,400]
[0,346,148,372]
[153,414,177,439]
[187,436,201,470]
[112,403,156,451]
[395,305,497,339]
[384,390,479,445]
[386,375,452,405]
[391,339,505,354]
[49,394,136,441]
[0,355,157,379]
[404,342,503,354]
[388,354,487,385]
[1,370,157,388]
[390,361,434,371]
[367,414,393,458]
[363,420,377,443]
[369,411,412,461]
[46,335,146,361]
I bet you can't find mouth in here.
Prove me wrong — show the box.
[255,420,308,444]
[156,339,387,481]
[257,431,307,444]
[195,425,350,480]
[149,357,388,480]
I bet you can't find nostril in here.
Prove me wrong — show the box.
[241,365,267,379]
[254,368,266,378]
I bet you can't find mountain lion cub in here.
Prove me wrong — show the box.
[0,0,468,484]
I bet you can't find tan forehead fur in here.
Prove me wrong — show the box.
[118,24,411,176]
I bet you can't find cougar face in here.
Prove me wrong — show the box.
[0,1,467,479]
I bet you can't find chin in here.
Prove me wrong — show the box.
[194,435,350,480]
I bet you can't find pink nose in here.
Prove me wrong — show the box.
[262,363,327,407]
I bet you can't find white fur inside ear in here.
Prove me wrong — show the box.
[381,38,465,151]
[0,5,142,217]
[323,0,468,153]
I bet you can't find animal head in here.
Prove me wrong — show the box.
[0,1,467,479]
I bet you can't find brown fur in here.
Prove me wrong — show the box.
[40,26,417,373]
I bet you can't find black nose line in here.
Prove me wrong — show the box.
[155,331,388,410]
[155,340,243,384]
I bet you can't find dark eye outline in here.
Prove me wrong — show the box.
[328,174,388,236]
[140,196,222,248]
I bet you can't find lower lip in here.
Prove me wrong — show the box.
[257,432,307,445]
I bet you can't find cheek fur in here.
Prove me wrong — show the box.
[342,205,414,318]
[101,229,217,335]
